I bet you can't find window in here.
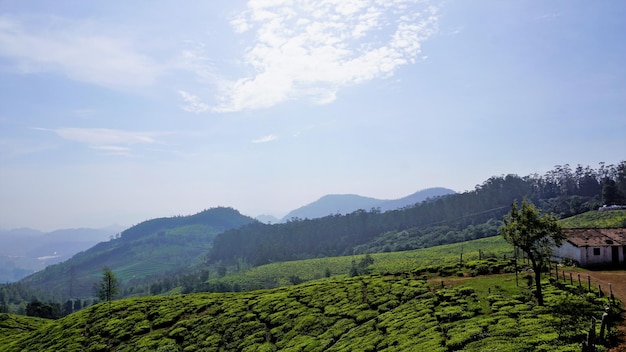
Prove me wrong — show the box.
[593,248,601,256]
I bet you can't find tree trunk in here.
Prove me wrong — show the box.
[530,257,544,306]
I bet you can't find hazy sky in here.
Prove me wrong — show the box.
[1,1,625,231]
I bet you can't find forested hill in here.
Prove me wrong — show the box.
[209,162,626,266]
[119,206,256,241]
[18,207,256,298]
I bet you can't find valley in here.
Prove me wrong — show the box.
[1,162,625,351]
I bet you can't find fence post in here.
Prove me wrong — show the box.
[556,267,559,280]
[578,273,581,287]
[584,317,596,351]
[588,275,591,292]
[569,272,573,285]
[600,308,610,340]
[598,284,603,298]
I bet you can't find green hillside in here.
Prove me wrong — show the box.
[4,264,616,351]
[19,207,256,298]
[204,236,512,292]
[560,209,626,228]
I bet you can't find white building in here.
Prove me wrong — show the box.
[553,228,626,267]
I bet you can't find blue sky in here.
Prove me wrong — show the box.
[1,0,625,231]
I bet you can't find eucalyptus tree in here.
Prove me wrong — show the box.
[97,266,119,314]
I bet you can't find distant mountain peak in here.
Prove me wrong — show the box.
[280,187,455,222]
[256,214,281,224]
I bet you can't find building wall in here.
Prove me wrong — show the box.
[553,242,582,264]
[580,246,614,266]
[554,242,625,267]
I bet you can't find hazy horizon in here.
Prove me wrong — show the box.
[1,1,625,231]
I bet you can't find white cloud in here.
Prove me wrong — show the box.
[178,90,211,113]
[215,0,438,112]
[252,134,278,143]
[90,145,133,157]
[36,127,170,156]
[0,15,161,89]
[51,128,161,145]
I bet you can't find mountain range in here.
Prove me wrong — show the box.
[2,188,453,282]
[279,187,455,221]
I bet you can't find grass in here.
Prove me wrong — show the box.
[560,209,626,228]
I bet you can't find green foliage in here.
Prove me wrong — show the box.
[500,199,564,306]
[25,300,61,319]
[97,267,119,313]
[0,313,48,345]
[353,218,503,254]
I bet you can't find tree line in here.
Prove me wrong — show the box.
[208,162,625,266]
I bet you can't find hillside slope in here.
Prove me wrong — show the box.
[18,207,256,298]
[559,209,626,228]
[4,263,614,351]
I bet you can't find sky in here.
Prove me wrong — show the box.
[1,0,625,231]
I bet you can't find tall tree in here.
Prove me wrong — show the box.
[602,179,623,205]
[500,199,564,306]
[97,266,119,314]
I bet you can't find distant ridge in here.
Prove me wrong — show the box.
[18,207,256,298]
[280,187,455,221]
[256,214,281,224]
[0,226,122,282]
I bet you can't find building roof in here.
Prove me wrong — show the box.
[564,228,626,247]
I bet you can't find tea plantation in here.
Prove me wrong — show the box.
[204,236,512,292]
[2,260,617,351]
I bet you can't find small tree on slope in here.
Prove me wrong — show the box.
[500,199,564,306]
[97,266,119,314]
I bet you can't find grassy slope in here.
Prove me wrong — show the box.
[4,237,616,352]
[559,209,626,228]
[207,236,512,290]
